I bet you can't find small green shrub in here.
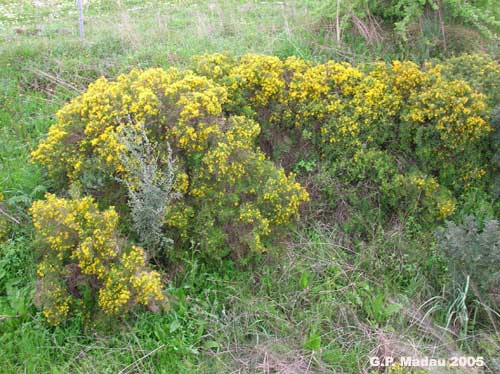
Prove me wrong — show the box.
[310,0,499,50]
[436,216,500,308]
[116,123,180,256]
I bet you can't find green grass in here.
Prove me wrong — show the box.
[0,1,499,373]
[1,222,492,372]
[0,225,438,372]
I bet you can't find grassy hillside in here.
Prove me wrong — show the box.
[0,1,499,373]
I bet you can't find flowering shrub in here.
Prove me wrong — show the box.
[191,53,495,219]
[194,54,493,188]
[32,55,495,248]
[30,194,164,325]
[32,66,309,259]
[438,54,500,198]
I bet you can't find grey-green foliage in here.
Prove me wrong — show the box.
[436,216,500,306]
[117,123,180,257]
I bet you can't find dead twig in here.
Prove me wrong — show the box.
[27,67,82,94]
[117,344,165,374]
[0,206,20,225]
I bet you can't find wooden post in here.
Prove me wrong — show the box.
[336,0,341,43]
[77,0,84,39]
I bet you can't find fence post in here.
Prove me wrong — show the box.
[77,0,84,39]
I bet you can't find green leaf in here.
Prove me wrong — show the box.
[305,333,322,351]
[203,340,220,350]
[384,303,403,318]
[300,272,311,290]
[169,319,181,333]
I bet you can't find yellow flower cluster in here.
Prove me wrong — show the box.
[98,274,131,314]
[193,53,235,81]
[440,53,500,104]
[30,194,164,325]
[393,172,456,220]
[229,54,286,107]
[174,172,190,194]
[40,284,71,326]
[130,271,164,305]
[437,199,456,220]
[31,67,227,179]
[238,203,271,252]
[407,79,489,150]
[164,203,193,239]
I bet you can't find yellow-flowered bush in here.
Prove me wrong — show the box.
[30,52,497,325]
[32,66,309,259]
[30,194,164,325]
[193,53,494,196]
